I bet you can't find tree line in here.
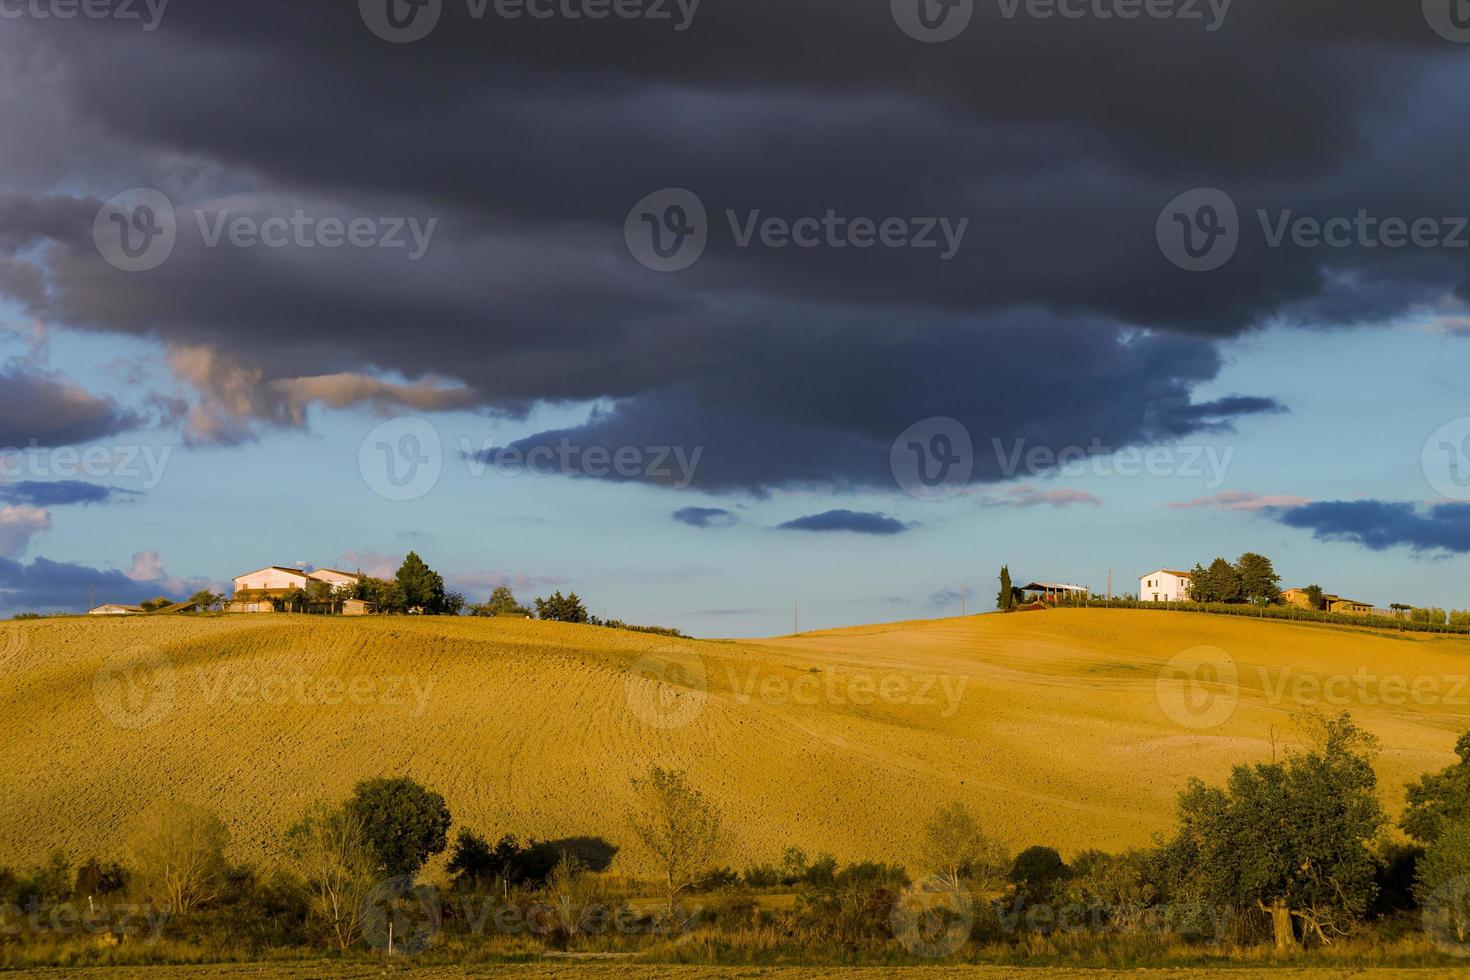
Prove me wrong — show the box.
[6,712,1470,962]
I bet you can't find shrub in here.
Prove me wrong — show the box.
[346,777,451,879]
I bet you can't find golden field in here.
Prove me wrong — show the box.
[1,609,1469,875]
[3,965,1467,980]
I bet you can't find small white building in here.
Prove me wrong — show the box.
[88,604,143,615]
[1140,568,1192,602]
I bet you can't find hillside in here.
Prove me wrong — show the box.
[1,609,1468,875]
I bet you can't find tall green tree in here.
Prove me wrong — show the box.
[1235,553,1282,605]
[1304,584,1326,611]
[345,777,452,879]
[997,566,1014,611]
[396,552,447,614]
[1165,713,1385,949]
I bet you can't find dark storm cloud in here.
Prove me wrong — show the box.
[778,510,912,535]
[1274,500,1470,555]
[0,2,1462,490]
[672,507,738,528]
[0,364,144,448]
[0,556,171,613]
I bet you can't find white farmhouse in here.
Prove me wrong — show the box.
[1139,568,1192,602]
[227,566,363,614]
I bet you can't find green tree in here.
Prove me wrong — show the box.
[1009,845,1070,901]
[1235,553,1282,605]
[1185,563,1210,602]
[627,766,726,914]
[1167,712,1385,949]
[920,801,1009,891]
[997,566,1014,612]
[1305,584,1326,611]
[535,591,590,623]
[1416,817,1470,951]
[396,552,447,614]
[345,777,451,879]
[1403,731,1470,845]
[187,590,223,611]
[479,586,529,617]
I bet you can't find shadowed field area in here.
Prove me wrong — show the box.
[2,609,1468,873]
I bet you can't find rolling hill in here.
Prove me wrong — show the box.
[2,609,1467,877]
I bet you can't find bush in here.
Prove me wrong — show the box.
[346,777,451,879]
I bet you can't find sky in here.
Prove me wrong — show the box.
[2,1,1470,636]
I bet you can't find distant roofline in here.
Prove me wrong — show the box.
[1142,568,1192,578]
[1021,582,1089,591]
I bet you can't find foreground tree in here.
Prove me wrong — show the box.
[1416,817,1470,950]
[346,777,452,879]
[1167,712,1385,949]
[127,802,230,913]
[284,801,376,950]
[1403,730,1470,845]
[920,801,1010,892]
[627,766,726,914]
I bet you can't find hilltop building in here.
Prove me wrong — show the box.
[226,566,367,615]
[1139,569,1192,602]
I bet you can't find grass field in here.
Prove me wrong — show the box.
[2,609,1468,876]
[3,964,1469,979]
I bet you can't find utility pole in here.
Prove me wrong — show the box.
[88,582,94,612]
[1107,570,1112,601]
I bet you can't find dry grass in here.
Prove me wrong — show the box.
[2,609,1468,876]
[2,964,1467,979]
